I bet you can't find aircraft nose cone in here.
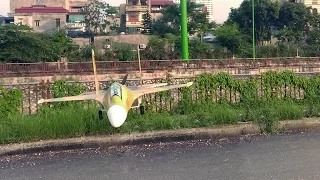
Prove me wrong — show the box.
[107,105,127,128]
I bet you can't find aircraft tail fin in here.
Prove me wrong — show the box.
[92,49,99,95]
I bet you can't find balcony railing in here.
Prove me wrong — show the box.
[1,57,320,77]
[126,21,143,27]
[126,5,148,11]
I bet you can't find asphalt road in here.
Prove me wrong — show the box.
[1,131,320,180]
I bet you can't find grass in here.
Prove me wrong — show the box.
[0,100,317,145]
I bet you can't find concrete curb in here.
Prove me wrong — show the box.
[1,118,320,157]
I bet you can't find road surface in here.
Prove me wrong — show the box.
[1,130,320,180]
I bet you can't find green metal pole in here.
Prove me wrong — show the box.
[180,0,189,60]
[252,0,256,60]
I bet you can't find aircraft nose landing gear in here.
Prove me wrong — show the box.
[98,110,103,120]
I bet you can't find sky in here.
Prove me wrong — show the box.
[0,0,243,23]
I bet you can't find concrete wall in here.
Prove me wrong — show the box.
[73,34,149,48]
[32,13,66,32]
[14,15,33,26]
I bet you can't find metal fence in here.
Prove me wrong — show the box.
[1,57,320,77]
[3,73,316,115]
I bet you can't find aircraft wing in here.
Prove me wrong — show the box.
[127,83,168,91]
[37,91,104,104]
[141,83,168,88]
[132,82,193,98]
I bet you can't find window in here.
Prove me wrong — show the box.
[110,84,122,98]
[35,20,40,27]
[17,18,23,24]
[128,13,138,22]
[55,18,60,28]
[313,8,318,14]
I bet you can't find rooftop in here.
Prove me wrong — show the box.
[15,6,68,13]
[151,0,175,6]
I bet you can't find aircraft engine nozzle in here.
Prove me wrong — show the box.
[107,105,127,128]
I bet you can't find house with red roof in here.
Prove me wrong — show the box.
[14,5,68,32]
[11,0,90,33]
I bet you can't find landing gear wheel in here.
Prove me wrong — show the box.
[140,105,145,115]
[98,110,103,120]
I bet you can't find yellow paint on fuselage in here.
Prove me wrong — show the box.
[101,82,137,112]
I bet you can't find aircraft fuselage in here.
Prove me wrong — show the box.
[100,82,138,127]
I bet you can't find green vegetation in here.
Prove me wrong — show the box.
[79,0,114,33]
[0,25,79,62]
[146,0,320,58]
[3,0,320,62]
[1,71,320,144]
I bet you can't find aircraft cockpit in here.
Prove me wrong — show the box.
[110,84,122,98]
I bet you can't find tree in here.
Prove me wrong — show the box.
[188,40,214,59]
[275,2,313,44]
[0,24,78,63]
[112,43,137,61]
[304,28,320,56]
[142,11,152,34]
[151,0,213,36]
[214,23,249,54]
[151,19,178,37]
[80,0,111,33]
[109,23,120,33]
[198,22,217,42]
[227,0,280,45]
[141,36,171,60]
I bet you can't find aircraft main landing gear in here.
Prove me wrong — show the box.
[140,105,145,115]
[98,110,103,120]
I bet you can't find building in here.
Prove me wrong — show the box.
[14,5,68,32]
[66,0,90,32]
[275,0,319,14]
[272,0,304,3]
[126,0,149,33]
[0,16,14,25]
[303,0,320,13]
[10,0,89,32]
[10,0,66,16]
[119,4,127,33]
[126,0,175,33]
[105,6,122,33]
[192,0,213,22]
[10,0,89,15]
[150,0,175,21]
[10,0,124,34]
[174,0,214,22]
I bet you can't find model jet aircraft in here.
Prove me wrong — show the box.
[38,49,193,128]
